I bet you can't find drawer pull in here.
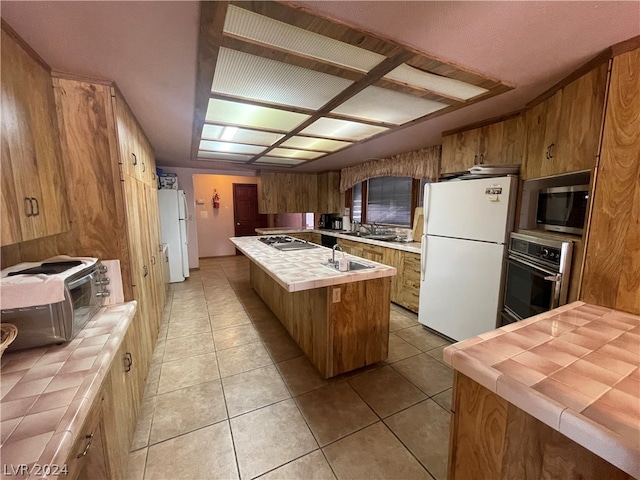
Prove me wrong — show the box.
[124,352,133,372]
[77,434,94,458]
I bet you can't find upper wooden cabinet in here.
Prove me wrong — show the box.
[523,63,609,179]
[581,48,640,315]
[259,172,319,214]
[440,114,525,175]
[1,26,70,246]
[316,171,341,213]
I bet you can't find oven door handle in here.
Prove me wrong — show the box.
[507,254,557,276]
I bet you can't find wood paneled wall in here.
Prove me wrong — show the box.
[581,48,640,315]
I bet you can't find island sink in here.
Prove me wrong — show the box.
[321,261,374,271]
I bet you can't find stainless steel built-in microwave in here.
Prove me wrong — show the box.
[536,185,589,235]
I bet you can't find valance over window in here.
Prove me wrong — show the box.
[339,146,441,192]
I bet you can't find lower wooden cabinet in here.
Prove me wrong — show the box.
[338,238,420,313]
[66,392,109,480]
[449,372,633,480]
[65,315,145,480]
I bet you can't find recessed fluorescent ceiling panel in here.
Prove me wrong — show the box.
[300,117,388,141]
[384,64,489,100]
[212,48,354,110]
[202,125,284,146]
[199,140,266,155]
[223,5,385,73]
[197,151,253,162]
[206,99,309,131]
[331,86,448,124]
[280,136,352,152]
[269,148,325,160]
[254,156,306,166]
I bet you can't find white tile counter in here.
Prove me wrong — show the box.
[254,228,422,254]
[0,302,137,477]
[230,236,396,292]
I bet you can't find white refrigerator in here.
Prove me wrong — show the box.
[418,176,517,341]
[158,189,190,283]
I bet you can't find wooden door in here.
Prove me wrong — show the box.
[1,27,69,245]
[479,121,505,164]
[555,63,609,174]
[233,183,268,237]
[523,101,548,179]
[581,48,640,315]
[539,91,563,177]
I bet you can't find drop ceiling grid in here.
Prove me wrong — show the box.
[299,117,389,141]
[205,98,310,132]
[223,5,386,73]
[331,85,449,125]
[201,124,284,146]
[212,47,355,110]
[280,136,352,152]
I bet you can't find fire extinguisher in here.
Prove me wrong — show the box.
[212,190,220,209]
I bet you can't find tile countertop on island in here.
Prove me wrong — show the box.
[0,302,137,475]
[443,301,640,478]
[254,227,422,254]
[230,236,396,292]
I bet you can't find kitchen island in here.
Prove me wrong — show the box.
[230,236,396,378]
[443,302,639,479]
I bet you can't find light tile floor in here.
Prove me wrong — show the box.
[126,256,453,480]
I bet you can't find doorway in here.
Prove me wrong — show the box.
[233,183,268,240]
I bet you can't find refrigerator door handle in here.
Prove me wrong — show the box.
[181,193,189,239]
[423,183,431,234]
[420,235,427,282]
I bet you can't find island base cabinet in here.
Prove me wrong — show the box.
[250,262,390,378]
[448,372,634,480]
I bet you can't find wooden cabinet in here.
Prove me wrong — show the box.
[523,63,609,179]
[581,48,640,315]
[0,25,70,246]
[337,238,420,313]
[65,391,110,480]
[287,232,321,245]
[449,372,633,480]
[259,172,318,214]
[259,172,340,214]
[317,171,341,213]
[440,115,525,175]
[101,317,143,479]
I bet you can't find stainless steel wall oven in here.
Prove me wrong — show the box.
[500,232,573,326]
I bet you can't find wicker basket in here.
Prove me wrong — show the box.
[1,323,18,356]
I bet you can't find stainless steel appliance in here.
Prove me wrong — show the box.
[536,184,589,235]
[258,236,319,251]
[1,259,110,351]
[500,232,573,326]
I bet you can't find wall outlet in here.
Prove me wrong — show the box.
[332,288,341,303]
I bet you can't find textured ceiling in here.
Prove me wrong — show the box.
[2,1,639,173]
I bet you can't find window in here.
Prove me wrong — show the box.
[367,177,413,226]
[418,178,429,207]
[352,183,362,223]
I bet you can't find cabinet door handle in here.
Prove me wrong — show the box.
[31,197,39,216]
[151,255,156,265]
[549,143,555,159]
[143,265,148,277]
[77,434,94,458]
[132,153,138,166]
[24,197,34,217]
[479,153,485,164]
[124,352,133,372]
[142,162,146,172]
[473,154,478,164]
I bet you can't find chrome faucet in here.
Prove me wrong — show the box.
[331,244,343,264]
[359,223,374,235]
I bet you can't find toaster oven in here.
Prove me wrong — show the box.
[1,259,110,352]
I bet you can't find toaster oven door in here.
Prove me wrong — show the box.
[67,267,104,336]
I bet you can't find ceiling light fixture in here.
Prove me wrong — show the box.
[221,126,238,141]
